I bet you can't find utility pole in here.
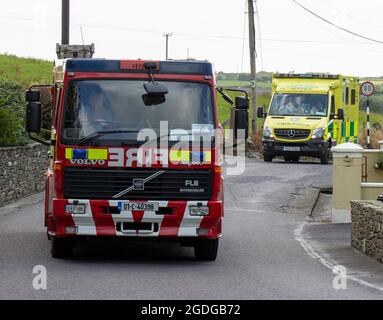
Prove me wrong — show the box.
[62,0,70,45]
[248,0,257,134]
[164,33,172,60]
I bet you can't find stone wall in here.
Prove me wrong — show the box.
[0,143,50,206]
[351,200,383,263]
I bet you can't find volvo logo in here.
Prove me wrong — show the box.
[133,179,144,190]
[112,171,165,199]
[288,130,296,137]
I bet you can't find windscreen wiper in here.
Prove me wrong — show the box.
[77,130,140,146]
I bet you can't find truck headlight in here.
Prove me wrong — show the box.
[263,126,274,138]
[65,204,86,214]
[312,128,325,139]
[190,205,209,216]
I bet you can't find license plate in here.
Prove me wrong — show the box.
[120,202,159,211]
[283,146,300,152]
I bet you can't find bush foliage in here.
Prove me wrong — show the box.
[0,78,28,146]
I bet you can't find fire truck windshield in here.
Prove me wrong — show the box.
[61,80,215,146]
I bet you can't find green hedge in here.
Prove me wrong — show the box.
[0,78,28,146]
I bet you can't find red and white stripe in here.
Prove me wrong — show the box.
[68,199,97,235]
[68,199,207,237]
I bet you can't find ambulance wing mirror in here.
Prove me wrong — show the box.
[257,106,267,118]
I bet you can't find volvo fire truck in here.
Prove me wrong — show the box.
[26,46,224,260]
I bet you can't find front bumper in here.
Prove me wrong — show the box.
[263,138,329,158]
[49,199,223,239]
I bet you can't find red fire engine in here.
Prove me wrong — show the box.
[26,45,224,260]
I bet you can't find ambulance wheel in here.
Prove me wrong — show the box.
[264,154,273,162]
[51,237,73,259]
[194,238,219,261]
[320,153,329,165]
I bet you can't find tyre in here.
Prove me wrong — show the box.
[51,237,73,259]
[320,152,329,165]
[264,153,273,162]
[320,144,330,165]
[194,238,219,261]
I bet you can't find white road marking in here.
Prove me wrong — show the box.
[294,221,383,293]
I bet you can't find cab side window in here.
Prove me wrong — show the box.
[345,87,349,105]
[351,89,356,105]
[331,95,335,114]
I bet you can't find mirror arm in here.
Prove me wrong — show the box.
[28,133,51,146]
[217,87,234,105]
[224,87,248,99]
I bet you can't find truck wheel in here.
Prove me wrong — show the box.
[194,238,219,261]
[51,237,73,259]
[264,154,273,162]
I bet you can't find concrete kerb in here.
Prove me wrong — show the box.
[295,187,383,293]
[0,192,44,218]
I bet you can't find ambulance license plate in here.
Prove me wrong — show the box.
[283,146,300,152]
[120,202,159,211]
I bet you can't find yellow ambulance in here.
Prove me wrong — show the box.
[257,73,359,164]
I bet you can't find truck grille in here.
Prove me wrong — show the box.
[274,129,311,140]
[63,167,213,200]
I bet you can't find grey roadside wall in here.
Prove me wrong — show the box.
[0,143,49,206]
[351,200,383,264]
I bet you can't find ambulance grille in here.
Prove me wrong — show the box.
[274,129,311,140]
[63,167,213,200]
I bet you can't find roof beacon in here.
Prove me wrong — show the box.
[56,43,95,59]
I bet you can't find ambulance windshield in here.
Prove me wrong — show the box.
[61,80,215,146]
[269,93,328,117]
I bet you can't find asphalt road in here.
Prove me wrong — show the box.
[0,158,382,299]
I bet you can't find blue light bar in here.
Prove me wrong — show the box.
[73,149,87,159]
[191,151,204,162]
[65,59,213,76]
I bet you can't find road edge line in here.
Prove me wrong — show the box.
[294,221,383,293]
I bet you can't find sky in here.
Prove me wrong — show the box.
[0,0,383,76]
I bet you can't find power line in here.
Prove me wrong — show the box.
[317,0,383,31]
[291,0,383,44]
[0,12,382,46]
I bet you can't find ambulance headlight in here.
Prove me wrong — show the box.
[263,126,274,138]
[65,204,86,214]
[190,205,209,216]
[312,128,325,139]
